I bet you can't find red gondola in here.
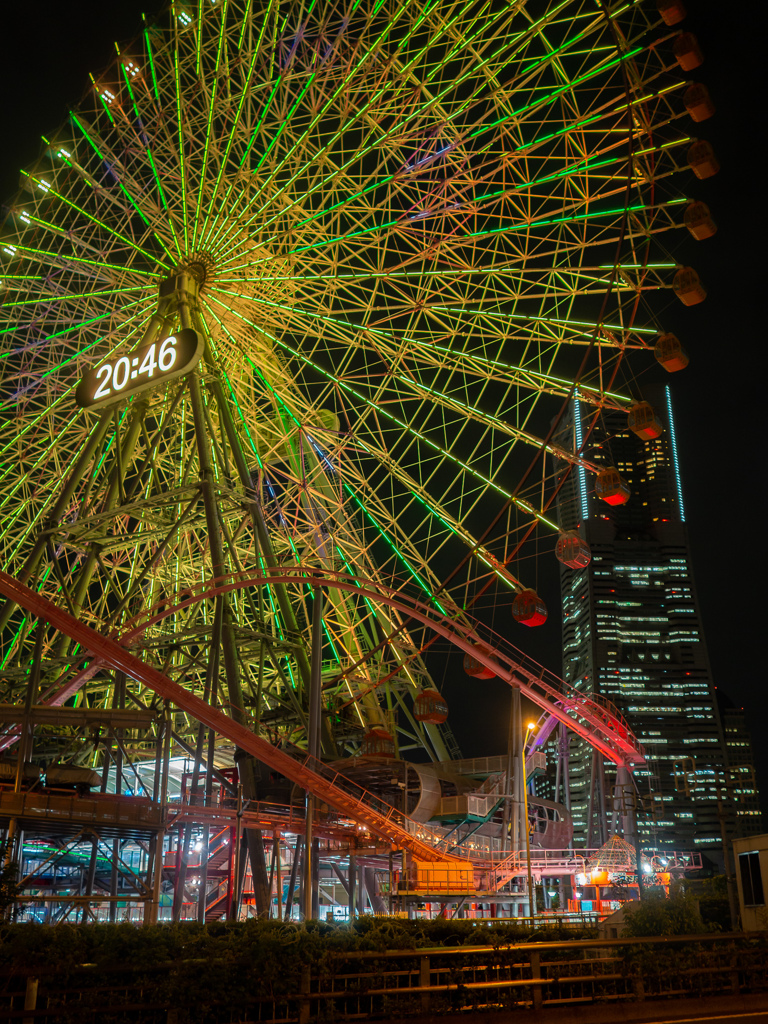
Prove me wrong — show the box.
[361,727,396,758]
[595,468,630,506]
[627,402,663,441]
[463,645,498,679]
[684,83,715,122]
[555,531,592,569]
[654,333,689,372]
[673,266,706,306]
[673,32,703,71]
[658,0,686,25]
[414,690,449,723]
[684,201,717,241]
[687,140,719,180]
[512,589,547,627]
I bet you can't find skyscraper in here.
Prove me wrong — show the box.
[554,383,734,861]
[718,691,763,837]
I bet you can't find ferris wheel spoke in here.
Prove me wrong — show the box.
[57,121,175,262]
[69,108,182,259]
[18,177,169,270]
[343,432,544,593]
[206,0,541,252]
[235,340,464,611]
[0,299,151,415]
[256,8,628,235]
[200,0,425,246]
[187,2,233,253]
[264,324,574,535]
[193,42,267,246]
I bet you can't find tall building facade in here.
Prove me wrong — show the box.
[718,692,763,836]
[554,384,733,861]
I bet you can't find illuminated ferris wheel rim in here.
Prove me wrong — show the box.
[0,0,695,766]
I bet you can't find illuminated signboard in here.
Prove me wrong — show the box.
[75,329,204,411]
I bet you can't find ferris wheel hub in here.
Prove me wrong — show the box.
[184,252,215,288]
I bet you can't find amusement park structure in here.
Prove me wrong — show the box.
[0,0,715,921]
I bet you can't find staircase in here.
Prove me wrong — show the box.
[203,827,232,922]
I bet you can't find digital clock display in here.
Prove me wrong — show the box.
[75,329,204,411]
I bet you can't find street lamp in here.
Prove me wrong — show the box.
[522,721,536,919]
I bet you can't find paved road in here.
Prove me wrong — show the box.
[403,993,768,1024]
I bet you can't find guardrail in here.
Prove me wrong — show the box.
[2,931,766,1022]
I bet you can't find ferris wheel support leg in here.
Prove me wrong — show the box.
[587,749,609,848]
[0,408,113,636]
[304,586,323,921]
[50,398,150,664]
[502,686,525,858]
[207,373,316,702]
[189,363,273,916]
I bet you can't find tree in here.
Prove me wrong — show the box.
[622,883,706,937]
[0,842,20,918]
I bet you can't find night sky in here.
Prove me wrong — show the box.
[3,2,762,801]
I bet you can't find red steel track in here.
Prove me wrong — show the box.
[0,567,644,862]
[0,570,460,863]
[114,567,645,769]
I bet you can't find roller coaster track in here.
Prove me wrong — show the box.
[0,567,644,864]
[0,570,461,863]
[113,567,646,770]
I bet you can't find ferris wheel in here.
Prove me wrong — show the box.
[0,0,695,767]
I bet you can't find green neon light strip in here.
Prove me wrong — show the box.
[389,368,588,468]
[9,239,155,277]
[143,26,162,104]
[423,344,632,404]
[102,62,181,256]
[0,300,148,413]
[221,183,680,267]
[0,294,146,346]
[206,284,644,423]
[68,113,175,259]
[349,431,521,595]
[118,64,183,263]
[206,0,462,249]
[238,76,282,170]
[195,19,266,245]
[236,0,253,50]
[332,541,387,653]
[0,565,55,669]
[20,173,168,268]
[246,356,449,614]
[218,0,623,250]
[205,292,558,534]
[469,45,644,142]
[252,73,317,176]
[462,196,684,242]
[0,284,146,310]
[237,8,634,260]
[190,0,229,252]
[272,332,559,530]
[95,89,116,126]
[196,0,204,74]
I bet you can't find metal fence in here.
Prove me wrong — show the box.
[2,931,766,1022]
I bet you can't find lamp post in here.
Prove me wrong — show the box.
[522,722,536,919]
